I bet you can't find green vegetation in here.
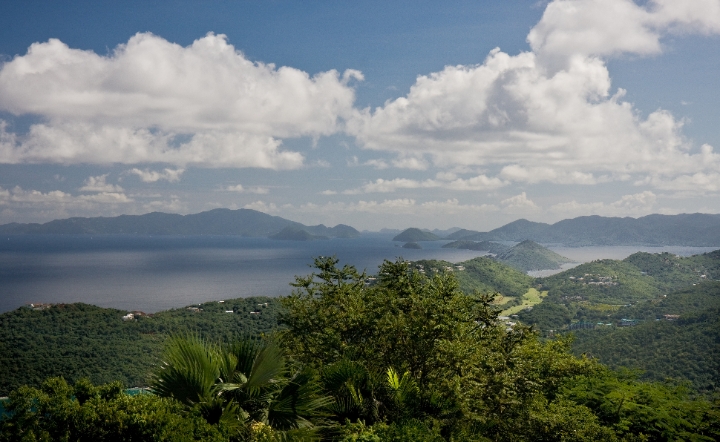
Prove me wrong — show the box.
[516,249,720,391]
[392,228,440,242]
[500,288,548,316]
[495,240,574,272]
[0,297,282,396]
[0,378,229,441]
[412,256,534,298]
[402,241,421,249]
[2,255,719,440]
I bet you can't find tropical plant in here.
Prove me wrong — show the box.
[0,377,227,442]
[150,335,331,439]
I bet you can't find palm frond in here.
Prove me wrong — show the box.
[245,341,287,396]
[150,334,220,406]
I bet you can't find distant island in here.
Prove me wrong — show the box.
[443,239,573,272]
[494,240,574,272]
[0,208,360,240]
[269,226,328,241]
[3,210,720,246]
[398,213,720,246]
[392,228,441,242]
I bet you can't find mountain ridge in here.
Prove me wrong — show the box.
[0,208,360,239]
[448,213,720,246]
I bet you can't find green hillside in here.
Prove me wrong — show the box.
[0,297,282,396]
[392,228,441,242]
[496,240,574,271]
[411,256,534,299]
[571,307,720,391]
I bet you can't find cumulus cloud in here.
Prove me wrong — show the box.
[127,168,185,183]
[637,171,720,193]
[529,0,720,66]
[0,33,361,168]
[79,174,123,192]
[339,174,506,194]
[501,192,541,211]
[347,0,720,189]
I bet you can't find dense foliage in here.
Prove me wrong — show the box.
[2,254,719,440]
[277,257,719,441]
[0,377,228,441]
[412,257,533,299]
[0,297,282,395]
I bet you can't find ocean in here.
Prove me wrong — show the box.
[1,234,716,314]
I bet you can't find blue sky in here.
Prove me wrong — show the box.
[1,0,719,230]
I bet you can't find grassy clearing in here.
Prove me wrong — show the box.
[501,288,547,316]
[491,295,515,306]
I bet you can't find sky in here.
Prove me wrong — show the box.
[0,0,719,231]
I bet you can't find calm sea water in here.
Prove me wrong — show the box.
[0,234,484,313]
[1,235,716,314]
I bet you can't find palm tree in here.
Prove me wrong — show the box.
[150,335,331,439]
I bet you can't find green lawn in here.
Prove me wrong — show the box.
[501,288,547,315]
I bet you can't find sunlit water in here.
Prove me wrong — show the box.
[1,235,716,313]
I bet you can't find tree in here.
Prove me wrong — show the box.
[0,377,226,442]
[150,334,331,440]
[280,258,607,440]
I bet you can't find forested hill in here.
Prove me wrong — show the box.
[0,208,360,238]
[448,213,720,246]
[0,297,283,396]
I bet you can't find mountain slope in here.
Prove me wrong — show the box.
[0,208,360,238]
[495,240,574,271]
[392,228,441,242]
[439,213,720,246]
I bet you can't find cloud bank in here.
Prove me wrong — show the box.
[0,33,361,168]
[347,0,720,192]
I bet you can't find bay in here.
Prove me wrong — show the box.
[0,234,483,313]
[1,235,716,314]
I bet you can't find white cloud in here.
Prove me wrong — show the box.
[79,174,123,192]
[346,0,720,188]
[128,168,185,183]
[243,200,280,214]
[0,33,361,169]
[256,198,497,217]
[528,0,720,68]
[340,174,506,194]
[223,184,269,194]
[638,172,720,193]
[143,197,186,213]
[0,185,132,207]
[501,192,541,211]
[550,191,657,216]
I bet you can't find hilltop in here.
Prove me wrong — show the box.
[495,240,574,272]
[392,227,441,242]
[0,208,360,239]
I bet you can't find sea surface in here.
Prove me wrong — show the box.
[0,234,716,314]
